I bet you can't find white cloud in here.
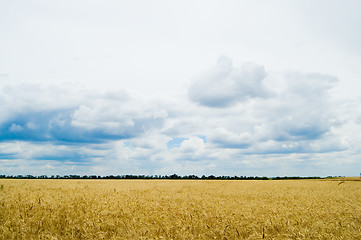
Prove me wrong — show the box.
[179,137,205,153]
[208,128,252,149]
[188,56,270,107]
[9,123,23,132]
[71,104,135,133]
[129,131,170,150]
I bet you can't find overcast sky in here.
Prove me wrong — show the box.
[1,0,361,176]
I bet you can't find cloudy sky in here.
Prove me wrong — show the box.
[1,0,361,177]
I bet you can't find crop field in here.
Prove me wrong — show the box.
[0,179,361,239]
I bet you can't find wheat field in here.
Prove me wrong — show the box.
[0,179,360,239]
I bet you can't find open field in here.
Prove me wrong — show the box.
[1,179,361,239]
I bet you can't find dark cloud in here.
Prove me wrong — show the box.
[0,108,164,144]
[0,84,167,144]
[0,153,17,159]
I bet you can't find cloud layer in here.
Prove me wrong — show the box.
[0,57,360,176]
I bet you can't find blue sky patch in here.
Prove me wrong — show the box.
[167,138,187,150]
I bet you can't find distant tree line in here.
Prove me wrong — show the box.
[0,174,322,180]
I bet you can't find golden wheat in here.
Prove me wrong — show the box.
[0,179,360,239]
